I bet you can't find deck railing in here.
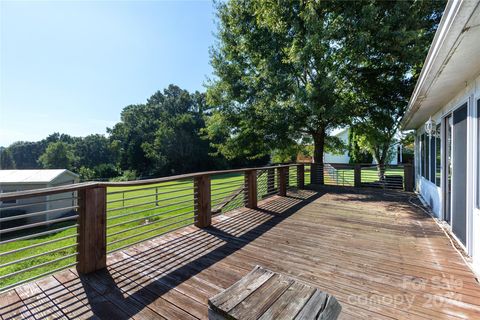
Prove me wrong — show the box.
[304,162,414,191]
[0,162,413,292]
[0,164,302,292]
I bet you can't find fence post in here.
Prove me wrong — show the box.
[244,170,257,209]
[354,164,361,188]
[267,169,275,194]
[310,163,324,185]
[285,167,290,189]
[297,164,305,188]
[404,163,414,192]
[77,186,107,274]
[194,175,211,228]
[278,167,287,196]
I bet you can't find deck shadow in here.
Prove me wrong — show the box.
[73,189,323,319]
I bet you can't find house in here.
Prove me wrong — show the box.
[323,127,402,164]
[0,169,79,226]
[401,0,480,275]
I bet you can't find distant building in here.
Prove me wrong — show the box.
[0,169,79,225]
[323,127,401,165]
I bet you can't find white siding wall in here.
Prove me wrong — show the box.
[324,129,400,164]
[0,172,79,224]
[47,173,79,220]
[324,130,350,164]
[414,72,480,274]
[0,184,48,223]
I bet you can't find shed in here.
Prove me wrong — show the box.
[0,169,79,225]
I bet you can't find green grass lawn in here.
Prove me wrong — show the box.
[0,170,295,291]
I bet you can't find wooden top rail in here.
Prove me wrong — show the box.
[0,164,299,202]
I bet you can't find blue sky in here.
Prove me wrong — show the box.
[0,0,216,146]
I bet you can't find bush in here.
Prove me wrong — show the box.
[93,163,119,180]
[110,170,137,182]
[79,166,96,181]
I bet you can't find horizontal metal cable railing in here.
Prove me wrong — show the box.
[0,164,301,293]
[0,191,79,292]
[304,162,412,191]
[106,179,196,253]
[360,164,405,190]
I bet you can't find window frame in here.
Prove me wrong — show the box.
[420,133,425,178]
[435,123,441,187]
[430,133,436,183]
[424,134,430,180]
[477,99,480,208]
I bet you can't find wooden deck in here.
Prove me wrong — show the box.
[1,187,480,319]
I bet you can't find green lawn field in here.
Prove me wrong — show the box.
[0,169,299,290]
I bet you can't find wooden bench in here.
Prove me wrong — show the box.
[208,266,341,320]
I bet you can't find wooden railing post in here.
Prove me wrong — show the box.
[285,167,290,189]
[278,167,287,196]
[404,163,414,192]
[297,164,305,188]
[77,186,106,274]
[354,164,361,188]
[194,175,211,227]
[267,169,275,194]
[244,170,257,209]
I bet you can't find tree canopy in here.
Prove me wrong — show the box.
[207,0,351,165]
[0,147,16,169]
[38,141,75,169]
[208,0,444,173]
[337,0,444,169]
[108,85,223,177]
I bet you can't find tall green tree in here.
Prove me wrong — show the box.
[109,85,219,176]
[74,134,117,169]
[347,129,373,164]
[207,0,351,169]
[337,0,444,176]
[38,141,75,169]
[0,147,16,169]
[8,141,44,169]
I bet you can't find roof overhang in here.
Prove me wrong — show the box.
[402,0,480,130]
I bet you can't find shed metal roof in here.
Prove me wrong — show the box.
[0,169,78,184]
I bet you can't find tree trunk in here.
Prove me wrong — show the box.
[377,163,386,181]
[311,129,325,185]
[375,148,387,182]
[312,130,325,164]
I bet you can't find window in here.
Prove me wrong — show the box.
[0,189,17,204]
[420,134,426,177]
[435,124,441,186]
[477,99,480,208]
[424,134,430,179]
[430,133,436,183]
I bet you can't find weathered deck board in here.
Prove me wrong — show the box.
[1,187,480,320]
